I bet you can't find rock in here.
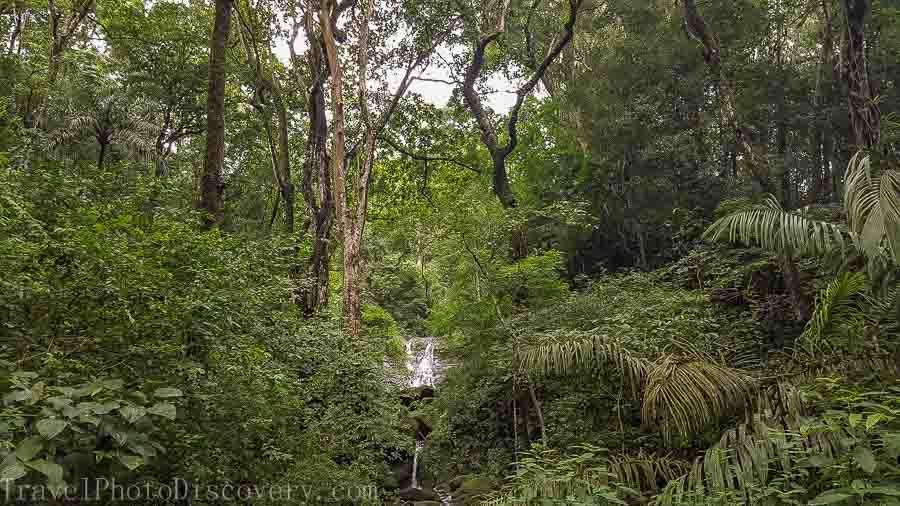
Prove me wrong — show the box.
[412,502,441,506]
[398,487,438,502]
[447,474,475,491]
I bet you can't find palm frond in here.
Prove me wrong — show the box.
[844,152,900,263]
[641,357,756,443]
[798,272,867,355]
[608,452,691,493]
[520,335,650,398]
[703,194,844,257]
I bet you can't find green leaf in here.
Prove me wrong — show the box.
[36,419,68,440]
[147,402,176,420]
[45,396,72,410]
[867,413,892,431]
[101,379,124,390]
[810,491,854,504]
[15,437,43,461]
[853,446,877,474]
[62,405,83,418]
[3,389,31,403]
[0,463,26,482]
[868,485,900,497]
[24,459,63,482]
[152,387,182,398]
[116,453,144,471]
[118,405,147,424]
[92,401,120,415]
[849,413,863,428]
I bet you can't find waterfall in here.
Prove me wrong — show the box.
[410,440,423,489]
[407,336,436,387]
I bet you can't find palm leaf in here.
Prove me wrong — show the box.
[641,357,756,443]
[798,272,867,355]
[844,152,900,263]
[520,334,650,398]
[703,194,844,257]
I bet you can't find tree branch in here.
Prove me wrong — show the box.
[381,134,481,173]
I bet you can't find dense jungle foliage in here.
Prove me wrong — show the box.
[1,0,900,504]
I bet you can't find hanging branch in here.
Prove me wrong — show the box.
[381,134,481,174]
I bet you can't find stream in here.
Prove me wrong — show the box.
[404,337,452,505]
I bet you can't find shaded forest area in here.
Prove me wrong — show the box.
[1,0,900,504]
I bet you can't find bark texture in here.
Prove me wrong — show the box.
[199,0,232,229]
[842,0,880,150]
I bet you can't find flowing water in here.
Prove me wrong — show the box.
[404,337,451,504]
[406,336,437,388]
[410,439,423,489]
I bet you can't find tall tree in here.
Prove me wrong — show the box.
[681,0,778,196]
[842,0,880,150]
[294,9,335,316]
[199,0,232,229]
[460,0,583,209]
[235,4,295,233]
[317,0,448,335]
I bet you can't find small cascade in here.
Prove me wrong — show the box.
[410,439,424,489]
[406,336,437,387]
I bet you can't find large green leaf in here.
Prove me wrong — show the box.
[148,402,177,420]
[853,446,877,474]
[118,405,147,424]
[810,491,854,504]
[25,459,63,482]
[117,453,144,471]
[152,387,183,398]
[14,437,44,461]
[36,418,68,440]
[0,463,27,482]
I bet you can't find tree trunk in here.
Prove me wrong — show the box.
[682,0,777,196]
[342,235,363,337]
[780,255,810,321]
[96,141,107,171]
[319,0,355,331]
[842,0,880,150]
[275,103,295,234]
[295,11,335,317]
[199,0,231,229]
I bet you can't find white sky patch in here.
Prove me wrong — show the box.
[272,34,519,113]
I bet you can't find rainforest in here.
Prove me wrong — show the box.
[0,0,899,504]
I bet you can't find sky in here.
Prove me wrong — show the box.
[271,35,521,113]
